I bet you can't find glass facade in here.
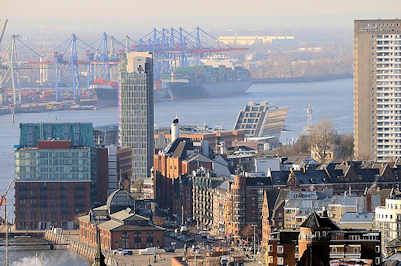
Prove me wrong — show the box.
[19,123,94,148]
[15,148,91,181]
[120,52,154,184]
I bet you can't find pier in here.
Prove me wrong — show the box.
[44,230,118,265]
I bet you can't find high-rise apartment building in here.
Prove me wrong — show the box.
[119,52,154,186]
[354,20,401,161]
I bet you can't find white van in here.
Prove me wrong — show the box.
[139,247,157,255]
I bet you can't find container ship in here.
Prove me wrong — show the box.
[160,65,252,100]
[92,57,252,106]
[90,78,119,107]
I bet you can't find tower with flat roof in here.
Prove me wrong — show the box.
[119,52,154,187]
[354,20,401,161]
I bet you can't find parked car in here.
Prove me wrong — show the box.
[139,247,157,255]
[123,250,133,255]
[113,248,123,255]
[164,247,175,253]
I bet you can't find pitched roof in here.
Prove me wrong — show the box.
[186,153,213,163]
[265,189,280,218]
[98,219,122,231]
[163,137,194,159]
[300,212,340,230]
[110,208,135,221]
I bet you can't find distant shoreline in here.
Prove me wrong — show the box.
[252,74,352,84]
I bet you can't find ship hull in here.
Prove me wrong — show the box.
[94,88,118,107]
[167,80,252,100]
[94,87,170,107]
[94,80,252,106]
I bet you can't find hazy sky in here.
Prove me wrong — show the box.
[4,0,401,32]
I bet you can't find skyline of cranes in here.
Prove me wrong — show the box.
[0,25,247,103]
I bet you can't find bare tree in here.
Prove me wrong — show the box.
[310,120,337,163]
[334,134,354,161]
[131,179,144,199]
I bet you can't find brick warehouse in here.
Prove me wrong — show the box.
[79,190,164,250]
[14,123,108,230]
[15,181,90,229]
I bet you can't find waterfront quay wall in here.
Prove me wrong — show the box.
[0,230,45,238]
[44,230,118,265]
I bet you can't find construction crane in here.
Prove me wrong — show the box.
[0,179,15,266]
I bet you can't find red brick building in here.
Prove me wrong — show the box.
[153,138,213,220]
[15,181,91,230]
[78,189,164,250]
[117,147,133,191]
[265,212,382,266]
[79,208,164,250]
[14,140,93,230]
[95,147,109,204]
[154,138,213,180]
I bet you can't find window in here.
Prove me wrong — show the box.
[277,245,284,254]
[277,257,284,265]
[375,257,381,264]
[376,245,380,253]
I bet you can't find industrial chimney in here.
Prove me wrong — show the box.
[171,116,179,143]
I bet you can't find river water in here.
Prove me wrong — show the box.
[0,78,353,265]
[0,248,89,266]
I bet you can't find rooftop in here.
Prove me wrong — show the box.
[300,212,340,230]
[340,212,374,223]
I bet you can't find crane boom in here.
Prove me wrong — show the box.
[0,179,14,210]
[0,19,8,47]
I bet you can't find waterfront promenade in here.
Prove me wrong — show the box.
[44,229,185,266]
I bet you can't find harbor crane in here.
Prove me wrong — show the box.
[5,26,249,103]
[0,19,8,48]
[0,19,9,89]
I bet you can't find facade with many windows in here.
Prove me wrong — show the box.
[14,123,103,230]
[15,145,91,181]
[14,140,92,230]
[192,168,225,230]
[79,190,164,250]
[354,20,401,161]
[233,101,287,141]
[265,212,382,266]
[120,52,154,186]
[374,193,401,253]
